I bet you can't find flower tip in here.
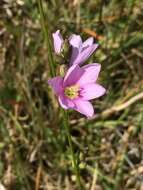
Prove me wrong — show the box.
[47,79,52,85]
[52,30,60,36]
[52,30,63,54]
[86,112,94,119]
[93,43,99,50]
[87,115,94,119]
[102,87,106,96]
[56,30,60,33]
[69,34,82,48]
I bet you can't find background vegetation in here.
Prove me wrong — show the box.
[0,0,143,189]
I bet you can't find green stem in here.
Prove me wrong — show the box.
[37,0,56,77]
[62,109,82,189]
[37,1,82,188]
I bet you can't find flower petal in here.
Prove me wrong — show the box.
[73,99,94,118]
[82,37,94,48]
[58,95,75,109]
[76,63,101,86]
[69,34,82,65]
[69,34,82,48]
[80,83,106,100]
[63,65,85,87]
[70,47,79,66]
[52,30,63,54]
[48,76,63,95]
[70,38,95,66]
[72,44,98,65]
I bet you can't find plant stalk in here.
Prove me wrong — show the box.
[62,109,82,189]
[37,1,82,188]
[37,0,56,77]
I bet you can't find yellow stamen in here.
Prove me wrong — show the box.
[64,85,79,99]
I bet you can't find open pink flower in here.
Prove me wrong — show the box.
[52,30,63,54]
[69,34,98,66]
[48,64,105,118]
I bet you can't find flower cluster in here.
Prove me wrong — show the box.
[48,30,106,118]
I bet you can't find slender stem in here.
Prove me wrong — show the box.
[62,109,82,189]
[37,0,56,77]
[37,1,82,188]
[76,0,81,30]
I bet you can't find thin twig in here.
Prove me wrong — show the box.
[35,164,42,190]
[90,164,98,190]
[37,0,56,77]
[102,91,143,118]
[71,91,143,125]
[76,0,81,30]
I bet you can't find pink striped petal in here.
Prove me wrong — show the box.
[72,44,98,65]
[70,47,79,65]
[58,95,75,109]
[76,63,101,86]
[69,34,82,65]
[73,99,94,118]
[63,65,84,87]
[80,83,106,100]
[52,30,63,54]
[48,76,63,95]
[82,37,94,48]
[69,34,82,48]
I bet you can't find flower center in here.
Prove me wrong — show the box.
[64,85,79,99]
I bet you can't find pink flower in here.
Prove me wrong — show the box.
[52,30,63,54]
[52,31,98,65]
[69,34,98,66]
[48,64,106,118]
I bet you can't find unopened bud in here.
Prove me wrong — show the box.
[56,64,68,77]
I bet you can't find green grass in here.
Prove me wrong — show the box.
[0,0,143,189]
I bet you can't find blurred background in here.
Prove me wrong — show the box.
[0,0,143,189]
